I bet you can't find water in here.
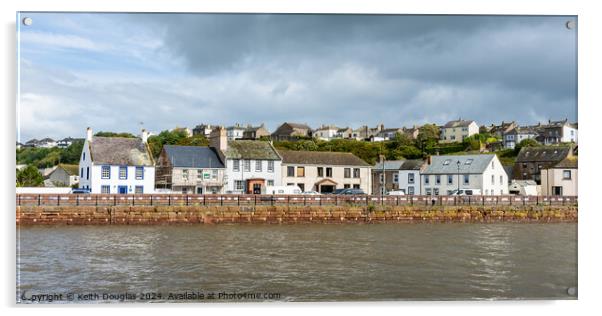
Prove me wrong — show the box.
[17,223,577,302]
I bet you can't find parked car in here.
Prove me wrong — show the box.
[71,188,90,194]
[302,191,321,195]
[448,189,482,196]
[332,188,347,195]
[387,190,406,196]
[336,188,366,195]
[265,185,302,195]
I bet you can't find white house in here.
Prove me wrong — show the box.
[397,159,427,195]
[226,124,246,141]
[313,125,340,141]
[439,119,479,143]
[503,126,539,149]
[210,127,282,194]
[421,154,508,196]
[78,128,155,194]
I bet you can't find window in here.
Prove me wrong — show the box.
[500,175,503,184]
[424,175,430,185]
[393,174,399,183]
[380,174,385,183]
[267,180,274,186]
[463,174,469,185]
[443,159,451,165]
[447,175,453,185]
[81,168,83,177]
[243,160,251,172]
[255,160,262,172]
[233,159,240,172]
[408,186,414,195]
[182,169,189,180]
[344,168,351,178]
[425,188,432,195]
[491,175,495,185]
[135,186,143,194]
[353,184,360,189]
[135,166,144,180]
[234,180,244,191]
[198,170,204,179]
[522,163,527,169]
[119,166,127,179]
[287,166,295,177]
[287,183,294,186]
[326,167,333,177]
[563,170,572,180]
[465,159,473,165]
[267,161,274,173]
[491,161,495,169]
[298,184,305,191]
[344,184,351,189]
[317,167,324,177]
[500,189,504,195]
[86,167,89,180]
[83,152,85,161]
[353,168,360,178]
[434,188,439,195]
[435,175,441,185]
[101,166,111,179]
[101,185,110,194]
[297,167,305,177]
[408,173,415,184]
[212,169,218,179]
[485,189,489,195]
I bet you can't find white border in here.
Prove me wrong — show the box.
[2,1,600,316]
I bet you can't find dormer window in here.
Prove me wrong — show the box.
[443,159,451,165]
[465,159,473,165]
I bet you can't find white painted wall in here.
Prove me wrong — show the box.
[398,170,422,195]
[224,159,282,193]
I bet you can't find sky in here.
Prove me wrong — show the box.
[17,13,577,141]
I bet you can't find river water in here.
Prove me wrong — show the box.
[17,223,577,302]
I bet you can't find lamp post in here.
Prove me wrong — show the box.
[456,160,461,193]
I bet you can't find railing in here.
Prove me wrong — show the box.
[15,194,578,207]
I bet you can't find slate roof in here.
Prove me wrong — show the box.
[400,159,427,171]
[163,145,224,168]
[553,156,577,169]
[56,164,79,176]
[278,150,370,166]
[90,136,154,166]
[285,122,312,130]
[374,160,405,170]
[422,154,496,174]
[443,119,476,128]
[223,140,281,160]
[515,146,571,163]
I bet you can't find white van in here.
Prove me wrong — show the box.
[448,189,482,196]
[265,185,302,195]
[387,190,406,196]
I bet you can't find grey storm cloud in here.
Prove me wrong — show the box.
[142,14,577,125]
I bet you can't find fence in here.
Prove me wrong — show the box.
[16,194,578,207]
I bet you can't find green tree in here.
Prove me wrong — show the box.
[16,165,44,187]
[415,124,440,152]
[148,129,209,158]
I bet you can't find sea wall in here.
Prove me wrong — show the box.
[16,205,577,225]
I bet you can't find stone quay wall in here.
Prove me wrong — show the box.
[16,205,577,225]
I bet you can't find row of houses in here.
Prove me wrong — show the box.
[75,127,577,196]
[17,137,81,149]
[481,119,578,149]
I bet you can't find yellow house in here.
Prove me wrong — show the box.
[439,119,479,143]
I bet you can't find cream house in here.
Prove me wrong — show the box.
[278,150,372,194]
[439,119,479,143]
[540,156,577,196]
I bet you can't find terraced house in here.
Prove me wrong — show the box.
[210,127,283,194]
[155,145,226,194]
[278,150,372,194]
[78,128,155,194]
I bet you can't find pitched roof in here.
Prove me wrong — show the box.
[423,154,496,174]
[163,145,225,168]
[278,150,370,166]
[90,136,154,166]
[400,159,427,170]
[553,156,577,169]
[443,119,476,128]
[374,160,405,170]
[285,122,312,130]
[515,146,571,163]
[223,140,281,160]
[56,164,79,176]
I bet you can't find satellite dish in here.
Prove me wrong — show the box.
[566,21,576,30]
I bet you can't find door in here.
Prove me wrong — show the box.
[196,187,203,194]
[253,183,262,194]
[118,185,128,194]
[552,186,563,196]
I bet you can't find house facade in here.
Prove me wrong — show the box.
[421,154,508,196]
[271,122,312,141]
[439,119,479,143]
[540,119,578,145]
[155,145,226,194]
[513,146,572,184]
[397,159,427,195]
[279,150,372,194]
[78,128,155,194]
[242,124,270,139]
[192,124,216,138]
[540,156,578,196]
[503,126,539,149]
[226,124,246,141]
[47,164,80,187]
[371,160,404,195]
[313,125,340,141]
[210,127,282,194]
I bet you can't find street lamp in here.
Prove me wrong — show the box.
[456,160,461,193]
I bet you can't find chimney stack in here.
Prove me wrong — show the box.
[209,126,228,152]
[86,127,93,142]
[141,129,149,143]
[427,155,432,165]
